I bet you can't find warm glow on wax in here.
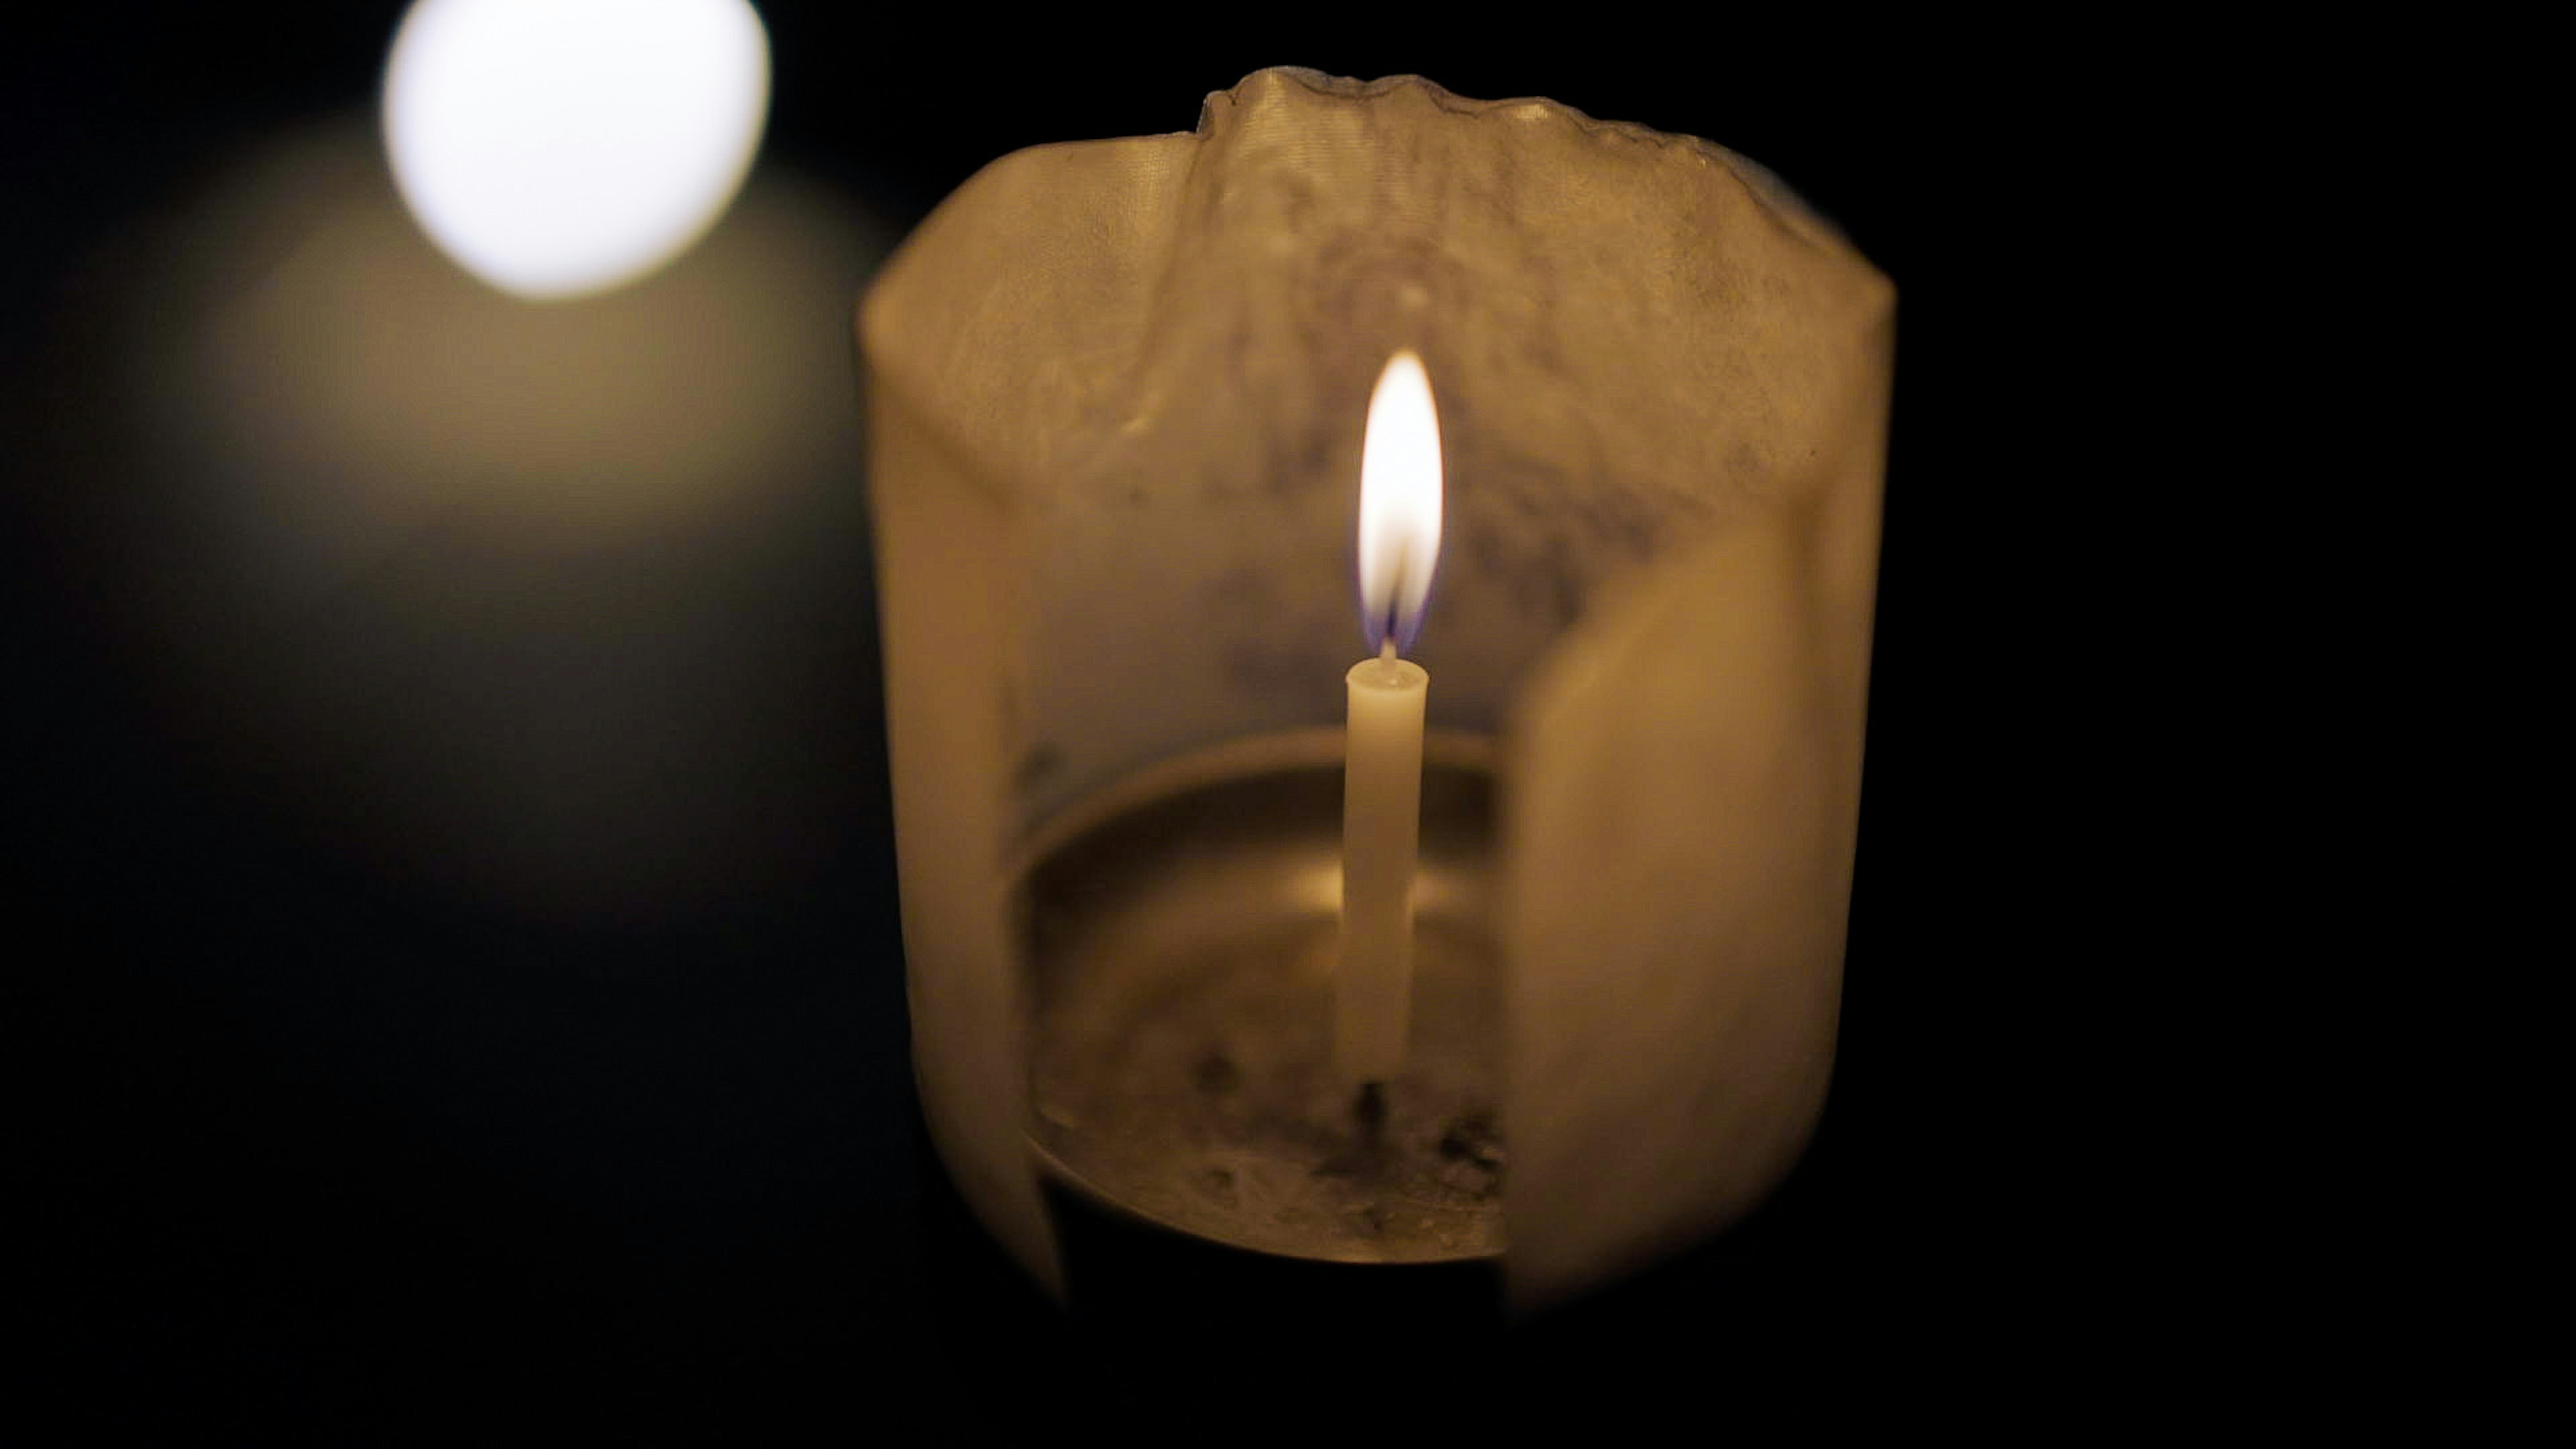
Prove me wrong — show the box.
[1340,351,1444,1083]
[382,0,770,301]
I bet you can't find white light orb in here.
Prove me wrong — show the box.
[383,0,770,300]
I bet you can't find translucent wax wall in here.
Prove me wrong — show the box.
[861,67,1892,1303]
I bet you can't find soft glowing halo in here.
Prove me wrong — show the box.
[382,0,770,301]
[1356,350,1444,654]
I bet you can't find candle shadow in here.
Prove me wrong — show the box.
[1044,1175,1507,1419]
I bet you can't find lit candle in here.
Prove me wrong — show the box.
[861,68,1893,1302]
[1338,350,1444,1084]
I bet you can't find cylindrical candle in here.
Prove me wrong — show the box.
[1339,646,1429,1081]
[859,68,1894,1304]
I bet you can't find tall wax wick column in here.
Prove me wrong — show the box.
[1338,350,1444,1087]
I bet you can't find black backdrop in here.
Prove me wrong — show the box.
[5,6,2127,1438]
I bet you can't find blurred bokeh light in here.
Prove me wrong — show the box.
[85,118,892,924]
[384,0,771,299]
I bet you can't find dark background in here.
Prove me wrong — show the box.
[5,6,2119,1438]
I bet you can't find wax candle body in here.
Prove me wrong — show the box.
[1338,651,1429,1081]
[860,67,1892,1303]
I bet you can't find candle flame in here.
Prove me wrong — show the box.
[1357,350,1443,655]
